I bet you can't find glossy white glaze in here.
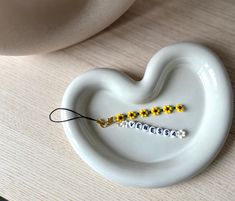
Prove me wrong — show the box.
[61,42,233,187]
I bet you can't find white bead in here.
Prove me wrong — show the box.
[176,131,181,137]
[163,129,170,136]
[180,130,186,138]
[123,121,129,128]
[177,130,187,138]
[149,126,156,134]
[128,120,136,128]
[135,122,143,130]
[142,124,150,132]
[170,130,177,138]
[156,127,164,135]
[180,129,186,135]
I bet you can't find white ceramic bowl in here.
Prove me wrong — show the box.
[61,42,233,187]
[0,0,135,55]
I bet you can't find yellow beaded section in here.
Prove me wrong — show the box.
[139,109,149,117]
[127,111,137,120]
[115,104,185,121]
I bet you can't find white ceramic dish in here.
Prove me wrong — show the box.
[61,42,233,187]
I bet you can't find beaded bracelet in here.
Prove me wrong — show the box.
[118,120,187,139]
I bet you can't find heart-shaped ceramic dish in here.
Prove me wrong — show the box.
[61,42,233,187]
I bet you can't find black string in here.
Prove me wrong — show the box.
[49,108,97,123]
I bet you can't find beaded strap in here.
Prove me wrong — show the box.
[49,105,186,132]
[118,120,187,139]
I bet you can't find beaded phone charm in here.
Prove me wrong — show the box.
[49,104,187,139]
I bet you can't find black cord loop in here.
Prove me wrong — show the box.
[49,108,97,123]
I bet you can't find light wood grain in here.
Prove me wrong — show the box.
[0,0,235,200]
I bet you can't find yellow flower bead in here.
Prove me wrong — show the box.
[151,107,161,116]
[115,113,125,123]
[139,109,149,117]
[163,105,173,114]
[127,111,137,120]
[176,104,185,112]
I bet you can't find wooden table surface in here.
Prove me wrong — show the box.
[0,0,235,200]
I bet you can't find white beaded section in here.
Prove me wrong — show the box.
[118,120,187,139]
